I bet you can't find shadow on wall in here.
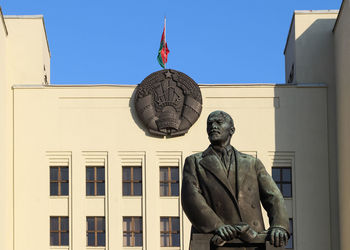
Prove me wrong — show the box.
[293,19,336,84]
[294,17,339,250]
[274,17,338,250]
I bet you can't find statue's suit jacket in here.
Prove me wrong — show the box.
[181,146,289,235]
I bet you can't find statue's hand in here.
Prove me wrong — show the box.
[215,224,237,241]
[268,227,289,247]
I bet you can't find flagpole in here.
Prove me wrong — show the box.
[164,16,166,69]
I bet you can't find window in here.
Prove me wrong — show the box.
[86,166,105,196]
[123,217,143,246]
[123,166,142,196]
[286,218,293,249]
[272,167,292,197]
[160,217,180,247]
[50,166,68,196]
[50,216,69,246]
[160,167,179,196]
[87,217,105,246]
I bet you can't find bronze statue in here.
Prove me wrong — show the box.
[181,111,289,249]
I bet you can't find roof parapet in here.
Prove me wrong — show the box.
[0,7,8,36]
[3,14,50,57]
[333,0,346,32]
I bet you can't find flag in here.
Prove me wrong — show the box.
[157,18,170,68]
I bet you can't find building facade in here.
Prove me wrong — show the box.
[0,1,349,250]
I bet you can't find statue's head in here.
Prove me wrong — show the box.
[207,110,235,146]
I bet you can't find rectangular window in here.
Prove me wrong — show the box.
[272,167,292,198]
[123,217,143,246]
[50,216,69,246]
[50,166,69,196]
[122,166,142,196]
[160,217,180,247]
[87,217,105,246]
[86,166,105,196]
[160,166,179,196]
[286,218,293,249]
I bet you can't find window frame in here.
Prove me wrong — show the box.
[86,216,105,247]
[123,216,143,247]
[159,166,179,197]
[160,216,180,247]
[50,216,69,246]
[122,166,142,196]
[86,166,105,196]
[50,166,69,196]
[272,167,292,198]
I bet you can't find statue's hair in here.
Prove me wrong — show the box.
[208,110,234,128]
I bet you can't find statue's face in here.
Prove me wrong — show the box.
[207,112,234,146]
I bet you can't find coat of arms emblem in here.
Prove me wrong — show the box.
[135,69,202,136]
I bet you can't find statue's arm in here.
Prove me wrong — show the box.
[255,158,289,232]
[181,156,224,233]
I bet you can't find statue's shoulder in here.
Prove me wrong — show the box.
[235,149,257,161]
[186,151,204,160]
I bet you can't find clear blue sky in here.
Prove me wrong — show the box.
[3,0,342,84]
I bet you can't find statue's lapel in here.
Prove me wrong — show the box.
[199,147,237,202]
[235,149,248,196]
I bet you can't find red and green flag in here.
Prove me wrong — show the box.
[157,18,170,68]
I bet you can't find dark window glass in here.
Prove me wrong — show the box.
[97,182,105,195]
[61,232,69,246]
[134,168,142,181]
[123,167,131,180]
[123,217,143,246]
[272,168,280,181]
[87,217,95,231]
[50,216,69,246]
[50,217,58,231]
[122,167,142,196]
[50,232,59,246]
[61,217,69,231]
[160,167,179,196]
[86,167,105,196]
[97,232,105,246]
[286,218,293,249]
[96,167,105,180]
[123,182,131,196]
[86,183,95,196]
[272,167,292,198]
[50,166,69,196]
[87,233,95,246]
[50,167,58,180]
[86,167,95,180]
[50,182,58,196]
[134,183,142,196]
[282,184,292,197]
[160,217,180,247]
[61,182,69,196]
[86,217,105,246]
[61,167,69,181]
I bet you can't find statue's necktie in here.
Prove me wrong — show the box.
[222,149,230,170]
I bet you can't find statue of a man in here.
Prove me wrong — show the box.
[181,110,289,248]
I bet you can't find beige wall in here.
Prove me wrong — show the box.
[0,6,346,250]
[5,16,50,85]
[284,11,340,250]
[0,9,13,250]
[0,14,50,250]
[291,11,337,85]
[11,83,329,250]
[334,1,350,250]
